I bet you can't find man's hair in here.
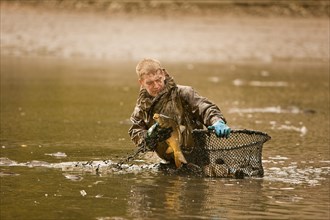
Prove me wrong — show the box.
[136,58,162,79]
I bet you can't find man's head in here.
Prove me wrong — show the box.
[136,58,166,97]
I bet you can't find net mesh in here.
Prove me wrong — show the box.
[186,129,271,178]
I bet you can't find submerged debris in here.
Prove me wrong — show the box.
[0,171,20,177]
[45,152,67,158]
[63,174,83,181]
[80,190,87,197]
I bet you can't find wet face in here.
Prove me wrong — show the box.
[139,69,165,97]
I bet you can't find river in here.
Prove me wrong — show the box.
[0,56,329,219]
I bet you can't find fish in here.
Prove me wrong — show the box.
[203,164,228,177]
[153,113,187,168]
[203,164,245,179]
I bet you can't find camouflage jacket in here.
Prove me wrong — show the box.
[128,70,226,151]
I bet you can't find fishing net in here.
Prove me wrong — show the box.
[186,129,271,178]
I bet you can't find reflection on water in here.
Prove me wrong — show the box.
[1,57,329,219]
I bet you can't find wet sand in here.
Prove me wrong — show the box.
[1,2,329,63]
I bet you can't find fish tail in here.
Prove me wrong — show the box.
[174,151,187,168]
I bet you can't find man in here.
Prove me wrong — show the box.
[128,58,231,165]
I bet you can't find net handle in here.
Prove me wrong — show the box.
[193,129,271,141]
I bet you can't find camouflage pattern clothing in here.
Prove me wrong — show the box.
[128,70,226,160]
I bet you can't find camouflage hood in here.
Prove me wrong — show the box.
[136,69,177,114]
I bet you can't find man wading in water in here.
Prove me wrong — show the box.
[128,58,231,168]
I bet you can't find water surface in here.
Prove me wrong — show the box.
[1,57,329,219]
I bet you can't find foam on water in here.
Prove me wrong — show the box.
[229,106,302,114]
[0,157,160,175]
[44,152,67,158]
[232,79,288,87]
[1,157,329,186]
[263,158,330,186]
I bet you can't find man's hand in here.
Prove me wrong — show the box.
[208,120,231,138]
[145,123,173,151]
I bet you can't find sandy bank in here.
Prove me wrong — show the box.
[1,2,329,63]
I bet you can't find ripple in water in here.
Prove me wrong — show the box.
[263,157,329,186]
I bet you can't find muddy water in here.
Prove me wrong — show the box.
[1,57,329,220]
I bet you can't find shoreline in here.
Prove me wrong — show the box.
[3,0,329,18]
[1,2,329,63]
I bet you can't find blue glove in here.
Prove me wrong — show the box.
[208,120,231,138]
